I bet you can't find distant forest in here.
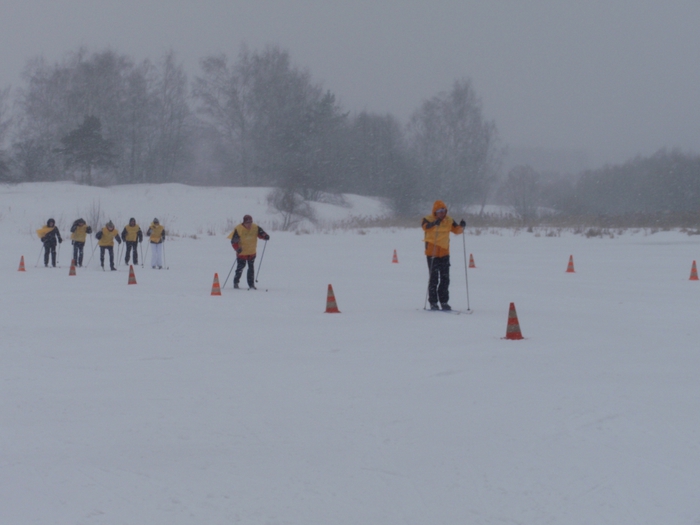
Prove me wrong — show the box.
[0,45,698,224]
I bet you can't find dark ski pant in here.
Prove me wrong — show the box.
[72,241,85,266]
[43,242,57,267]
[426,255,450,306]
[100,246,115,269]
[234,256,256,287]
[125,241,138,264]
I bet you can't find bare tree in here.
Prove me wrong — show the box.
[409,79,501,210]
[503,165,541,222]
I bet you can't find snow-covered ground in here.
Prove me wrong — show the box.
[1,183,699,524]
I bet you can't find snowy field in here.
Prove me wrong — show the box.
[1,183,700,524]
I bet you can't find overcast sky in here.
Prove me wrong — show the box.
[1,1,699,168]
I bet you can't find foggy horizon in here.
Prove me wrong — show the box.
[1,1,699,171]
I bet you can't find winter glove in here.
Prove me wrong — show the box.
[435,218,442,226]
[40,236,47,243]
[236,247,242,254]
[58,238,62,244]
[459,219,466,227]
[264,234,270,241]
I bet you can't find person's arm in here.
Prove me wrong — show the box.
[257,226,270,241]
[137,229,143,242]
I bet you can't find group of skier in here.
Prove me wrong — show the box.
[36,201,463,307]
[37,217,166,270]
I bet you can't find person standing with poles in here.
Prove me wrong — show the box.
[121,218,143,266]
[96,221,122,270]
[37,218,62,268]
[422,200,465,311]
[70,218,92,267]
[228,214,270,290]
[146,218,165,269]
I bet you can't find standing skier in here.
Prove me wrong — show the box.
[37,218,62,267]
[422,200,466,311]
[96,220,122,270]
[228,214,270,289]
[147,218,165,269]
[70,218,92,267]
[121,218,143,265]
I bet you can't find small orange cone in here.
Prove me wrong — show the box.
[128,264,137,285]
[690,260,699,281]
[566,255,575,273]
[69,259,76,276]
[392,249,399,263]
[325,284,340,313]
[503,302,524,340]
[211,273,222,295]
[469,254,476,268]
[18,256,26,272]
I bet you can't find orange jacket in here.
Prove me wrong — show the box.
[422,200,464,257]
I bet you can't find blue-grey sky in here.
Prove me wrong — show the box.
[1,1,699,168]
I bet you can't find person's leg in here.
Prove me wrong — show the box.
[44,245,50,266]
[50,244,57,267]
[436,256,451,307]
[108,246,115,269]
[151,243,157,267]
[132,242,138,265]
[100,246,106,267]
[246,257,256,288]
[233,258,246,287]
[125,242,131,264]
[426,256,439,307]
[77,243,84,266]
[73,242,79,265]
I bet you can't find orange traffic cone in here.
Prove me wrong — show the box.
[392,249,399,263]
[690,260,699,281]
[469,253,476,268]
[566,255,575,273]
[18,256,26,272]
[503,302,524,340]
[211,273,222,295]
[128,265,137,285]
[69,259,76,276]
[325,284,340,313]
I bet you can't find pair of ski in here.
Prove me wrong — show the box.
[423,307,472,315]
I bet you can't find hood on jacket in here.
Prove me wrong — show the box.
[432,200,447,215]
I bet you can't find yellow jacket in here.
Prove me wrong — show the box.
[71,224,91,242]
[147,223,165,243]
[122,224,142,242]
[228,223,268,257]
[422,200,464,257]
[97,227,121,247]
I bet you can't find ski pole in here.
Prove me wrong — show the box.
[86,242,98,268]
[461,231,471,312]
[35,244,44,268]
[222,258,237,288]
[255,240,268,282]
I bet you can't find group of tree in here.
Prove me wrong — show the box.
[0,45,500,217]
[497,149,700,224]
[2,44,697,223]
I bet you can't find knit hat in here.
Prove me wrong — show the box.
[243,214,253,223]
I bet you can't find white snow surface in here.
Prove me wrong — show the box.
[1,183,699,524]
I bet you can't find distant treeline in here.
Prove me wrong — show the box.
[0,45,698,222]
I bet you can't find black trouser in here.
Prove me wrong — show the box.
[233,256,256,287]
[426,255,450,306]
[43,242,57,267]
[100,246,115,268]
[125,241,138,264]
[72,241,85,266]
